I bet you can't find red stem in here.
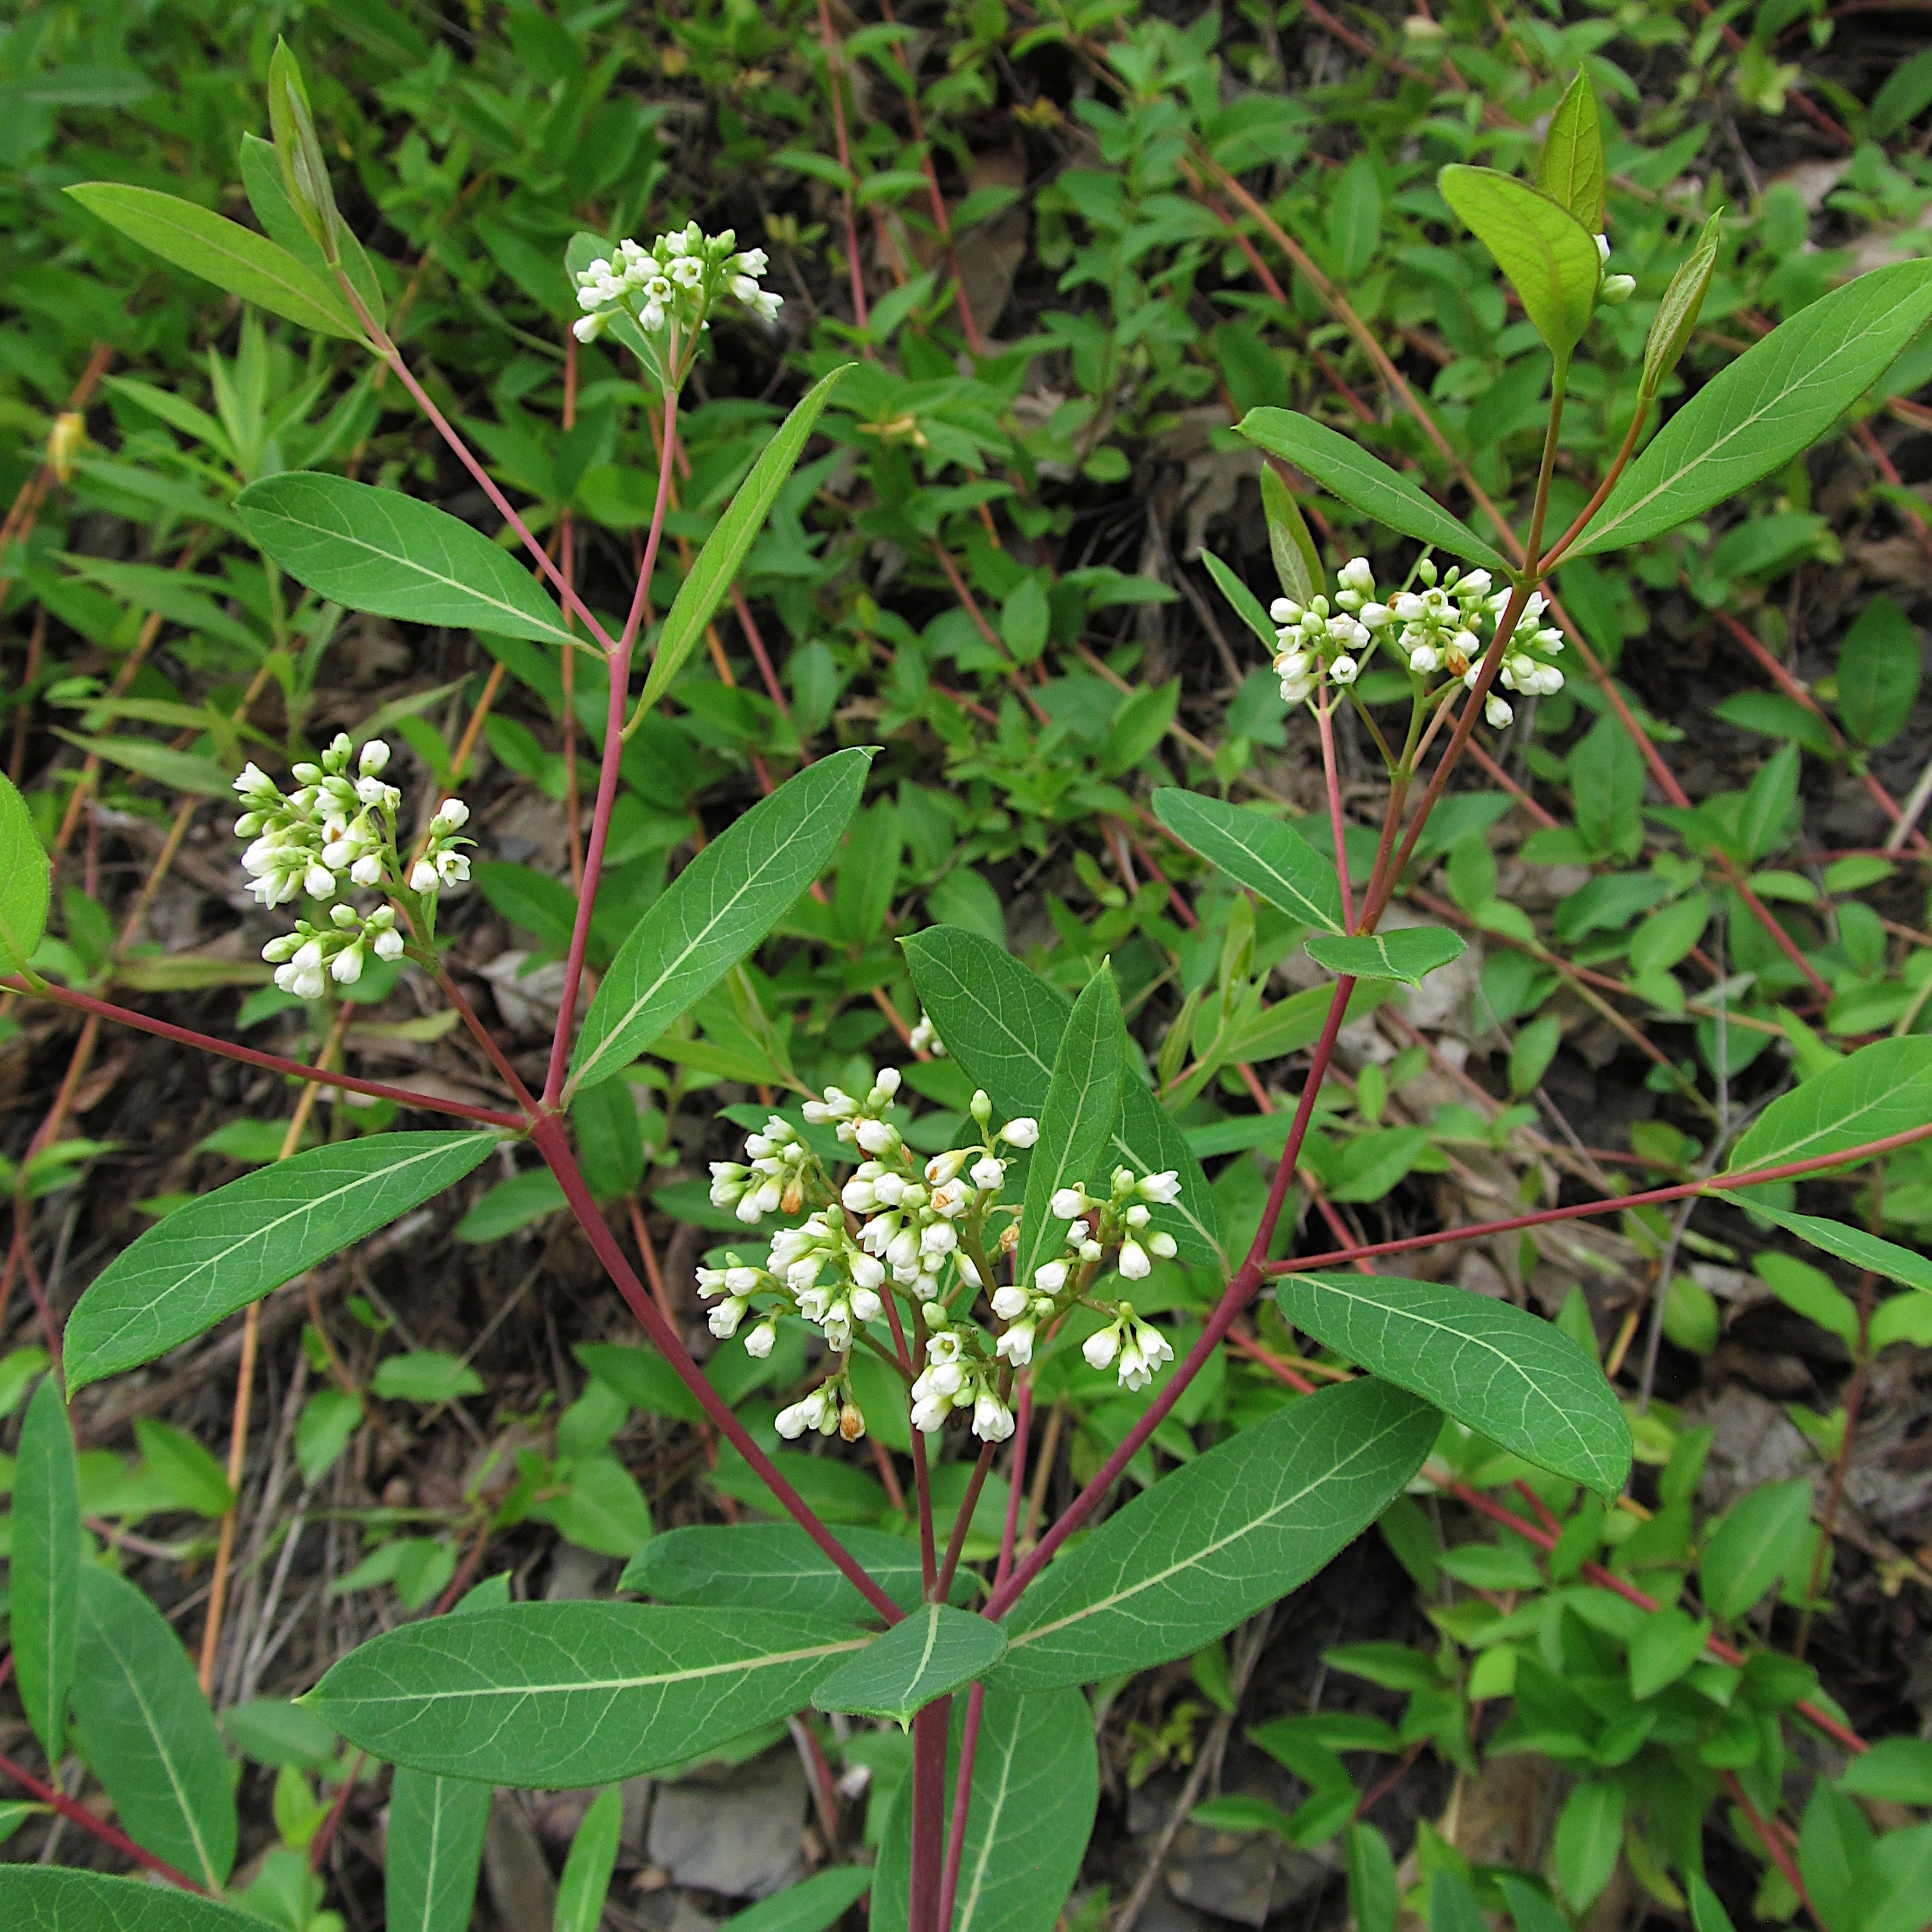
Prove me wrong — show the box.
[3,978,526,1131]
[1724,1770,1822,1922]
[542,385,681,1107]
[0,1739,209,1894]
[529,1114,902,1621]
[907,1695,953,1932]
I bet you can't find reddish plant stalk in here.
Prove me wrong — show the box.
[0,1742,211,1893]
[907,1694,954,1932]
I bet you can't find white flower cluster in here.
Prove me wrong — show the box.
[1269,557,1565,730]
[1083,1304,1176,1392]
[572,223,779,351]
[698,1064,1187,1449]
[234,735,471,999]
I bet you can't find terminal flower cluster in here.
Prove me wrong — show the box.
[233,735,469,997]
[700,1067,1186,1447]
[571,223,781,372]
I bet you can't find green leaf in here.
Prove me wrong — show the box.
[1799,1785,1869,1932]
[813,1602,1009,1725]
[870,1690,1097,1932]
[1431,1871,1487,1932]
[1836,596,1922,749]
[1199,548,1279,651]
[1838,1736,1932,1806]
[623,1523,937,1618]
[1628,1607,1712,1699]
[577,1341,709,1426]
[1641,212,1722,402]
[1553,1779,1623,1911]
[0,1869,263,1931]
[64,1131,499,1392]
[1305,927,1466,987]
[1237,409,1510,572]
[1688,1873,1738,1932]
[1701,1478,1813,1619]
[133,1416,237,1515]
[13,1376,79,1764]
[1725,1037,1932,1177]
[571,750,874,1094]
[371,1351,487,1404]
[71,1567,237,1888]
[1575,260,1932,557]
[723,1870,875,1932]
[533,1453,653,1559]
[237,472,575,646]
[902,928,1224,1264]
[1537,71,1606,231]
[1439,165,1601,360]
[990,1378,1437,1692]
[1153,790,1345,933]
[1862,1825,1932,1932]
[1261,466,1322,608]
[64,184,362,339]
[1346,1824,1400,1932]
[0,772,50,976]
[237,131,383,329]
[304,1604,865,1785]
[220,1699,340,1770]
[48,730,234,799]
[638,366,853,719]
[1721,1199,1932,1297]
[1016,966,1126,1292]
[386,1767,489,1932]
[1871,44,1932,137]
[1277,1273,1630,1495]
[554,1786,623,1932]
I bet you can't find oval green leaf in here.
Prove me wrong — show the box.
[65,1131,500,1393]
[1576,259,1932,557]
[0,770,51,976]
[304,1604,867,1786]
[1537,71,1606,233]
[1305,926,1466,987]
[728,1868,876,1932]
[1277,1272,1632,1496]
[623,1523,947,1618]
[1718,1198,1932,1297]
[65,184,360,339]
[71,1567,237,1890]
[0,1868,262,1931]
[1153,789,1346,934]
[990,1378,1438,1692]
[812,1602,1009,1726]
[1237,409,1509,572]
[386,1768,489,1932]
[1724,1036,1932,1178]
[570,747,875,1094]
[236,472,577,646]
[1440,165,1601,361]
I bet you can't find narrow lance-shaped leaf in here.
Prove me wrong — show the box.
[1238,409,1510,572]
[812,1603,1009,1727]
[386,1768,490,1932]
[303,1604,867,1786]
[1277,1273,1632,1496]
[239,131,383,328]
[1015,967,1126,1291]
[65,1131,500,1392]
[554,1787,624,1932]
[729,1869,876,1932]
[624,1523,950,1619]
[990,1378,1438,1692]
[1641,211,1721,402]
[0,770,51,975]
[1262,465,1322,609]
[1717,1197,1932,1297]
[13,1375,81,1764]
[64,184,361,339]
[902,928,1224,1263]
[1198,548,1279,652]
[0,1869,265,1931]
[1575,258,1932,557]
[71,1567,237,1890]
[1439,165,1601,362]
[1537,71,1606,232]
[637,364,854,719]
[237,472,578,647]
[1306,927,1465,987]
[1153,789,1345,934]
[570,748,875,1094]
[1724,1036,1932,1177]
[870,1690,1097,1932]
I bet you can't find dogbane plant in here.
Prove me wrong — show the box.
[5,53,1932,1932]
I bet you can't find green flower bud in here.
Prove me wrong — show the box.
[267,40,342,266]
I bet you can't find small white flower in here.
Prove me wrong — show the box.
[743,1320,776,1359]
[970,1154,1005,1190]
[991,1284,1031,1321]
[1083,1325,1121,1371]
[409,859,437,893]
[1050,1185,1087,1221]
[372,926,405,962]
[329,945,363,986]
[996,1319,1035,1367]
[973,1388,1016,1443]
[1339,557,1375,594]
[1034,1259,1068,1296]
[1329,655,1358,686]
[1139,1171,1181,1205]
[434,798,470,831]
[1486,693,1514,729]
[1118,1239,1151,1281]
[304,863,337,900]
[1595,232,1611,262]
[1001,1117,1039,1148]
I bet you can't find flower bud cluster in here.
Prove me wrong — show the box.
[262,904,403,998]
[408,799,472,895]
[1269,555,1383,703]
[911,1320,1014,1443]
[572,224,780,352]
[1083,1303,1177,1392]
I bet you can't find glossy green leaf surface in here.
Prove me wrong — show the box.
[64,184,360,338]
[903,928,1223,1263]
[0,1868,260,1931]
[813,1602,1009,1725]
[638,365,853,718]
[385,1768,489,1932]
[571,749,874,1093]
[71,1568,237,1890]
[13,1375,80,1764]
[305,1604,865,1786]
[65,1131,500,1392]
[990,1378,1437,1691]
[1575,259,1932,557]
[871,1690,1097,1932]
[1277,1273,1632,1496]
[1237,409,1509,572]
[1015,965,1126,1292]
[237,473,577,645]
[1725,1036,1932,1177]
[0,771,51,976]
[1305,927,1465,987]
[623,1523,947,1618]
[1152,790,1345,933]
[1441,165,1600,359]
